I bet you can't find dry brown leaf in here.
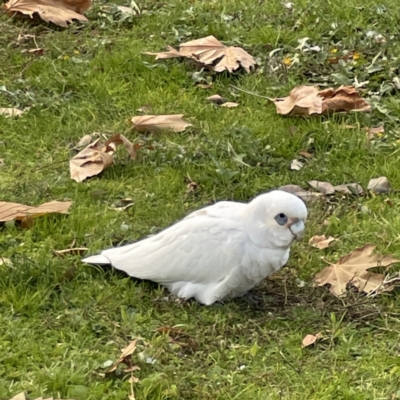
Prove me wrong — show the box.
[365,125,384,140]
[308,180,335,195]
[272,85,370,117]
[130,114,192,133]
[319,86,371,114]
[3,0,91,27]
[272,86,322,116]
[0,200,72,223]
[106,339,139,374]
[220,102,239,108]
[0,107,25,117]
[207,94,226,104]
[144,35,256,73]
[313,244,400,296]
[53,247,88,257]
[302,333,322,348]
[70,134,136,182]
[309,235,335,249]
[278,184,322,203]
[367,176,390,194]
[334,183,364,195]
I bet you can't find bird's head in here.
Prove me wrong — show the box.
[245,190,308,248]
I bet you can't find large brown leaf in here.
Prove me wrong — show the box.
[3,0,91,27]
[70,134,136,182]
[144,36,256,73]
[314,244,399,296]
[0,200,72,223]
[272,85,371,117]
[130,114,192,133]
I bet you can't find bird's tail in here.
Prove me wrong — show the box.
[82,253,111,265]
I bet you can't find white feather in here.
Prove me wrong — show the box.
[82,190,307,305]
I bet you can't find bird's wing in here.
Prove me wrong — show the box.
[84,203,247,285]
[184,201,246,220]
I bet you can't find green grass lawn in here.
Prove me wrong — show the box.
[2,0,400,398]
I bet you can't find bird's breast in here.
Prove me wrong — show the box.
[241,245,290,283]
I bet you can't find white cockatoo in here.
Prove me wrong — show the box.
[82,190,307,305]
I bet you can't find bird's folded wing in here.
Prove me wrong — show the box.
[87,211,247,285]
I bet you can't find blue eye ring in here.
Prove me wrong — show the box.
[275,213,288,226]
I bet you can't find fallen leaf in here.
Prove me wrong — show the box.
[130,114,192,133]
[106,339,139,374]
[308,180,335,195]
[319,86,371,114]
[272,85,370,117]
[3,0,91,28]
[53,247,88,257]
[278,184,322,202]
[0,200,72,223]
[220,102,239,108]
[334,183,364,195]
[313,244,400,296]
[309,235,335,249]
[290,159,304,171]
[367,176,390,194]
[207,94,227,105]
[0,107,25,117]
[302,333,322,348]
[70,134,136,182]
[144,35,256,73]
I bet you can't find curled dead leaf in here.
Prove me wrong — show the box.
[367,176,390,194]
[308,180,335,195]
[309,235,335,249]
[278,184,322,203]
[207,94,227,104]
[144,35,256,73]
[314,244,400,296]
[220,102,239,108]
[272,85,370,117]
[106,339,139,374]
[3,0,91,27]
[334,183,364,195]
[0,200,72,223]
[302,333,322,348]
[130,114,192,133]
[70,134,136,182]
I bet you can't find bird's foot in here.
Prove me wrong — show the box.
[243,292,265,305]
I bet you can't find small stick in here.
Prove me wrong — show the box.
[229,84,273,100]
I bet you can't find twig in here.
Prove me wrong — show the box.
[229,84,272,100]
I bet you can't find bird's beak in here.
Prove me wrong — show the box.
[286,218,305,240]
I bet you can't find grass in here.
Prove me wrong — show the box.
[2,0,400,398]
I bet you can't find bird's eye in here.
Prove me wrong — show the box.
[275,213,288,226]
